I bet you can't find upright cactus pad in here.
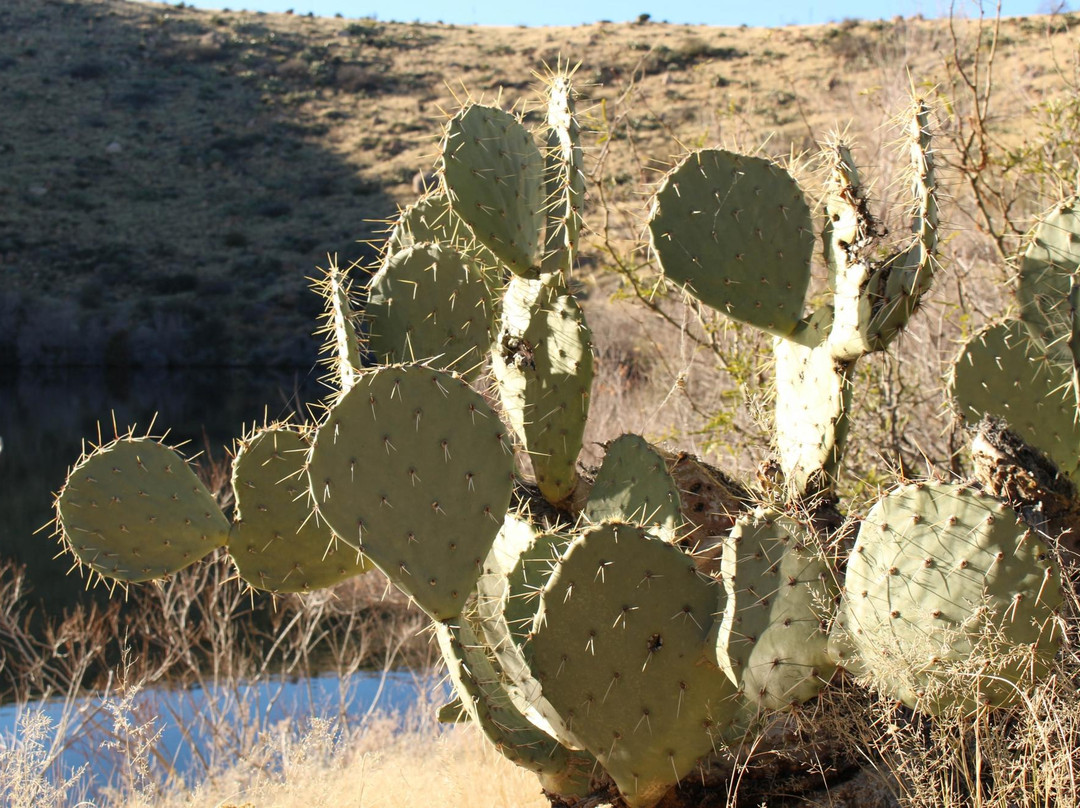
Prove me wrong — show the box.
[649,149,813,338]
[774,320,853,498]
[949,320,1080,481]
[542,73,585,273]
[1017,197,1080,357]
[716,511,838,710]
[385,192,457,253]
[306,365,515,620]
[493,275,593,507]
[230,426,372,593]
[365,242,494,379]
[55,435,230,583]
[436,613,596,798]
[473,514,575,744]
[442,105,545,277]
[584,434,681,539]
[312,260,364,397]
[530,523,740,808]
[839,481,1063,715]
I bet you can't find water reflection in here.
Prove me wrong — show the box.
[0,366,325,611]
[0,670,439,798]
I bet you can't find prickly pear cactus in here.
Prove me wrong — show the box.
[442,105,545,277]
[836,481,1063,715]
[648,102,938,503]
[306,365,515,620]
[435,611,596,798]
[716,511,838,711]
[312,260,363,397]
[365,242,494,378]
[948,320,1080,482]
[584,434,681,538]
[1017,195,1080,357]
[649,149,814,339]
[229,425,372,593]
[493,274,593,507]
[55,434,230,583]
[530,523,740,808]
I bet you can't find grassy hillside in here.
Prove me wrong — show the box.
[2,0,1076,368]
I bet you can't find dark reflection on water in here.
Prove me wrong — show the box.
[0,365,327,611]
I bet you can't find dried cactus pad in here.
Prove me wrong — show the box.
[365,242,494,378]
[841,481,1063,715]
[56,437,229,583]
[1018,198,1080,356]
[531,523,739,808]
[230,427,372,593]
[306,365,515,620]
[649,149,813,338]
[442,105,545,276]
[949,320,1080,480]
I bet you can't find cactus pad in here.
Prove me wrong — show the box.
[365,242,494,379]
[840,481,1063,715]
[306,365,515,620]
[949,321,1080,480]
[649,149,813,338]
[542,74,585,272]
[1018,198,1080,357]
[493,276,593,506]
[230,426,372,593]
[442,105,545,277]
[774,317,853,498]
[584,434,681,539]
[436,613,596,797]
[716,511,838,710]
[312,260,363,397]
[530,523,739,808]
[55,436,229,583]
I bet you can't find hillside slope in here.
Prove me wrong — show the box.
[0,0,1074,366]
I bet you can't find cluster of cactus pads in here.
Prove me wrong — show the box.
[51,74,1069,807]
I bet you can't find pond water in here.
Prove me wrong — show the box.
[0,365,327,611]
[0,669,440,798]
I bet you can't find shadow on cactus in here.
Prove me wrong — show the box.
[47,72,1071,808]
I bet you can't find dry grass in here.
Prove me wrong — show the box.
[5,2,1080,807]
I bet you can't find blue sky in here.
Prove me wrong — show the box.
[176,0,1063,27]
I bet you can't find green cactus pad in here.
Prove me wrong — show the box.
[840,481,1063,715]
[56,436,229,583]
[442,105,545,277]
[949,321,1080,480]
[386,192,458,253]
[306,365,515,620]
[530,523,740,808]
[313,261,363,397]
[542,74,585,273]
[861,101,938,351]
[774,316,853,498]
[230,426,372,593]
[822,143,877,362]
[472,514,575,745]
[476,515,568,650]
[584,434,681,539]
[365,242,494,379]
[716,511,838,710]
[649,149,813,338]
[1018,198,1080,357]
[493,276,593,506]
[436,611,596,798]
